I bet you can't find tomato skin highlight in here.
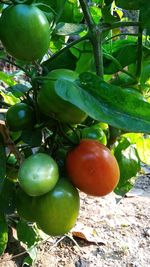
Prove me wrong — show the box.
[0,4,50,61]
[18,153,59,197]
[66,140,120,197]
[37,69,87,124]
[6,103,34,131]
[35,178,80,236]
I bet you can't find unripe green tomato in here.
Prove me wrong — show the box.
[0,4,51,61]
[81,126,107,145]
[16,187,36,222]
[18,153,59,196]
[37,69,87,124]
[6,103,34,132]
[35,178,80,236]
[68,125,107,145]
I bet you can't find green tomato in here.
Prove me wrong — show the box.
[37,69,87,124]
[18,153,59,196]
[0,4,50,61]
[35,178,80,236]
[6,103,34,132]
[69,125,107,145]
[81,126,107,145]
[16,187,36,222]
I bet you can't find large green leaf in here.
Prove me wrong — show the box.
[55,72,150,133]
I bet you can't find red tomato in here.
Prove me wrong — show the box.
[66,140,120,197]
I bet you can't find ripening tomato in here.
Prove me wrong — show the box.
[66,140,120,196]
[0,4,50,61]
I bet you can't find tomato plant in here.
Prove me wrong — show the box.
[66,140,120,196]
[6,102,34,131]
[0,0,150,263]
[0,4,51,61]
[35,178,80,236]
[18,153,59,196]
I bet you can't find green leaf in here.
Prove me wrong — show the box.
[0,71,15,86]
[55,22,86,36]
[55,72,150,133]
[114,138,141,181]
[140,3,150,33]
[136,138,150,165]
[102,6,119,23]
[90,6,102,24]
[0,91,20,105]
[0,178,16,214]
[42,49,77,71]
[114,137,141,196]
[7,84,30,98]
[17,220,39,248]
[21,129,42,147]
[103,43,138,74]
[122,133,150,165]
[0,213,8,256]
[140,60,150,88]
[115,0,140,10]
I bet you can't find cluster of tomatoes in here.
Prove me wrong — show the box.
[15,139,119,237]
[5,75,120,236]
[1,2,120,236]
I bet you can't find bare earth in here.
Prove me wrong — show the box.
[0,165,150,267]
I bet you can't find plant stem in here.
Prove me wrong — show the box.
[79,0,104,78]
[42,35,88,68]
[135,13,143,79]
[104,33,138,43]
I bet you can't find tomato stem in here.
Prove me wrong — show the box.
[79,0,104,78]
[135,12,143,80]
[41,35,88,73]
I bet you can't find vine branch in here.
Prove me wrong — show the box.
[135,13,143,79]
[79,0,104,78]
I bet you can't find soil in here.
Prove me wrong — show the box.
[0,165,150,267]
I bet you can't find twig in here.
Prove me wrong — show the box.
[0,120,22,163]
